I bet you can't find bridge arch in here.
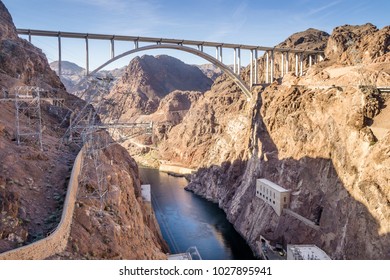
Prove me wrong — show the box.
[88,44,252,99]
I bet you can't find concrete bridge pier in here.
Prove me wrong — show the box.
[254,49,258,85]
[233,47,241,75]
[134,40,139,49]
[270,50,274,82]
[111,38,115,59]
[233,48,237,74]
[265,51,269,83]
[250,49,258,88]
[237,48,241,75]
[58,33,62,78]
[299,53,303,76]
[215,46,223,62]
[85,37,89,75]
[285,52,289,74]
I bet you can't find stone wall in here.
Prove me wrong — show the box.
[0,149,84,260]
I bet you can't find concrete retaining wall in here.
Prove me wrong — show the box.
[159,164,195,175]
[0,149,84,260]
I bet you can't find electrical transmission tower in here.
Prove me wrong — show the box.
[14,86,45,151]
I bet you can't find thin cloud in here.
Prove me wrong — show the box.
[307,0,341,16]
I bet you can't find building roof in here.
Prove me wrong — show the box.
[287,245,331,260]
[258,178,290,193]
[141,184,151,202]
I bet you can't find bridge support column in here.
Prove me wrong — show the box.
[219,46,223,63]
[250,50,254,88]
[295,53,299,76]
[215,46,219,61]
[233,48,237,74]
[281,52,284,77]
[85,37,90,75]
[134,40,139,49]
[265,51,269,83]
[254,49,258,84]
[111,38,115,59]
[300,53,303,76]
[28,30,31,43]
[270,50,274,82]
[286,52,289,74]
[197,45,203,52]
[58,34,62,78]
[237,48,241,75]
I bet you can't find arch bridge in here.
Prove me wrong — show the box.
[17,29,324,99]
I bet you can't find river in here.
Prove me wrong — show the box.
[139,167,256,260]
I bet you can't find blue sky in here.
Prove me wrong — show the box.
[2,0,389,70]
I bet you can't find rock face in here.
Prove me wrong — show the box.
[158,23,390,259]
[197,64,223,81]
[0,2,63,92]
[0,0,75,252]
[61,140,167,259]
[105,54,213,119]
[49,61,85,92]
[325,23,390,64]
[0,0,166,259]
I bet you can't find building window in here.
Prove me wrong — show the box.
[284,197,287,203]
[273,201,275,204]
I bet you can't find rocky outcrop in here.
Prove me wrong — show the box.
[104,55,213,119]
[0,0,77,253]
[159,75,249,168]
[0,0,166,259]
[159,24,390,259]
[197,64,223,81]
[0,3,64,92]
[59,140,167,259]
[325,23,390,64]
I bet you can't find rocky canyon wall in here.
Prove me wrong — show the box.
[161,24,390,259]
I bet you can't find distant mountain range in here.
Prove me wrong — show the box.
[49,61,126,93]
[50,59,223,94]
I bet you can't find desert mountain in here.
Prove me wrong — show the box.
[103,54,213,119]
[155,24,390,259]
[0,0,166,260]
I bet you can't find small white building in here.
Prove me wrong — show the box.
[141,184,151,202]
[256,178,290,216]
[287,245,331,260]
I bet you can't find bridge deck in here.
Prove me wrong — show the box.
[17,29,323,54]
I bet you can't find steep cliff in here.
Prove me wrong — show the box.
[0,0,166,259]
[160,24,390,259]
[57,138,167,259]
[0,0,76,252]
